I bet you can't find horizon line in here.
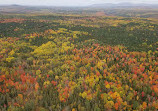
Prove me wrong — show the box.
[0,2,158,7]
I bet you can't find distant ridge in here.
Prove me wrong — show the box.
[0,2,158,8]
[0,4,23,7]
[11,4,21,6]
[89,2,158,8]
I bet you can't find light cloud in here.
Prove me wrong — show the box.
[0,0,157,6]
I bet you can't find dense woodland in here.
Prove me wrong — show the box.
[0,8,158,111]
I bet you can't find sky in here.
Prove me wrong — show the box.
[0,0,158,6]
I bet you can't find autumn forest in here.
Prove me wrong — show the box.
[0,6,158,111]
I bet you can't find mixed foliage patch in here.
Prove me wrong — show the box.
[0,12,158,111]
